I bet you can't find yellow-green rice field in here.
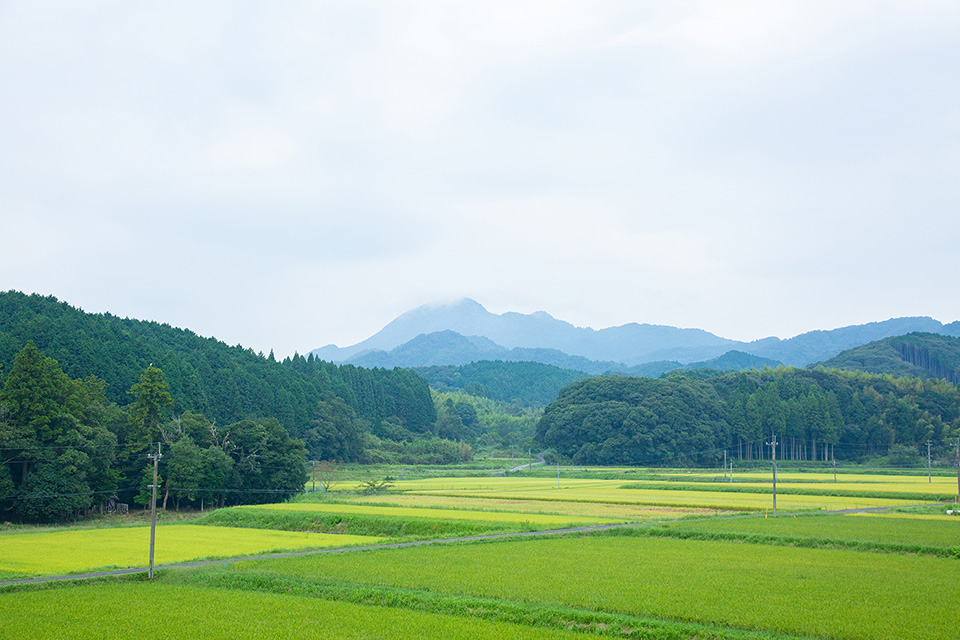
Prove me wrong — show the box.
[0,525,381,577]
[239,502,618,526]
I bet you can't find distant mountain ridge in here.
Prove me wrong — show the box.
[312,299,960,368]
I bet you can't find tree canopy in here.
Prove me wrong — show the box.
[537,368,960,465]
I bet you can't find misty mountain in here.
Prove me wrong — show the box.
[314,298,739,365]
[312,298,960,368]
[345,330,782,378]
[815,332,960,383]
[614,350,784,377]
[347,330,620,374]
[750,317,960,366]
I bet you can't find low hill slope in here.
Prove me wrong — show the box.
[817,332,960,383]
[0,291,436,436]
[415,361,591,408]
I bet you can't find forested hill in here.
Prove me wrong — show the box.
[536,368,960,466]
[0,291,436,436]
[415,361,591,408]
[816,332,960,384]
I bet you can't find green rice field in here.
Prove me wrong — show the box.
[1,466,954,639]
[0,525,381,578]
[0,583,589,640]
[240,501,620,526]
[655,512,960,550]
[232,533,958,640]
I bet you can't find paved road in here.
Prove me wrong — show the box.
[0,502,946,589]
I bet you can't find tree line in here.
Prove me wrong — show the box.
[0,291,437,437]
[536,368,960,466]
[0,343,308,521]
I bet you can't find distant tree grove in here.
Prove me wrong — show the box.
[536,369,960,466]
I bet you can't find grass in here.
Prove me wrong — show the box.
[344,493,718,520]
[0,525,381,577]
[232,533,959,640]
[3,466,955,639]
[194,507,522,538]
[410,486,916,511]
[0,582,601,640]
[159,566,814,640]
[618,479,959,502]
[238,501,621,526]
[655,512,960,549]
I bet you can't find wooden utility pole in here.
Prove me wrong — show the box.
[955,438,959,504]
[766,434,778,517]
[723,450,727,481]
[147,443,162,579]
[927,440,932,484]
[833,455,837,483]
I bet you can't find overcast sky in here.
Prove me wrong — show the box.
[2,1,959,357]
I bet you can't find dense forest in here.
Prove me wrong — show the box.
[0,292,492,521]
[0,344,307,521]
[536,368,960,466]
[0,292,438,451]
[415,361,590,407]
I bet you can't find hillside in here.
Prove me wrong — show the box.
[0,291,436,438]
[537,367,960,466]
[817,332,960,383]
[415,361,591,408]
[615,350,783,377]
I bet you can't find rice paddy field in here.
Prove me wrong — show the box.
[0,525,382,579]
[1,465,957,639]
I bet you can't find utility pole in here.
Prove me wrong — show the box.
[927,440,932,484]
[766,434,778,517]
[833,455,837,483]
[729,458,733,483]
[147,442,162,579]
[312,460,316,493]
[723,450,727,481]
[955,438,959,504]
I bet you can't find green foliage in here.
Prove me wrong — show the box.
[126,365,173,453]
[360,479,394,494]
[538,368,960,465]
[364,435,473,465]
[415,361,590,407]
[0,291,436,435]
[818,332,960,383]
[302,392,365,462]
[0,344,120,521]
[537,376,729,465]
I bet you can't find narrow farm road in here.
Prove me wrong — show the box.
[507,452,545,473]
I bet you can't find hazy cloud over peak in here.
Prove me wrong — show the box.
[2,1,959,355]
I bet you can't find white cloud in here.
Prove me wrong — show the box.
[1,1,959,355]
[207,125,299,171]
